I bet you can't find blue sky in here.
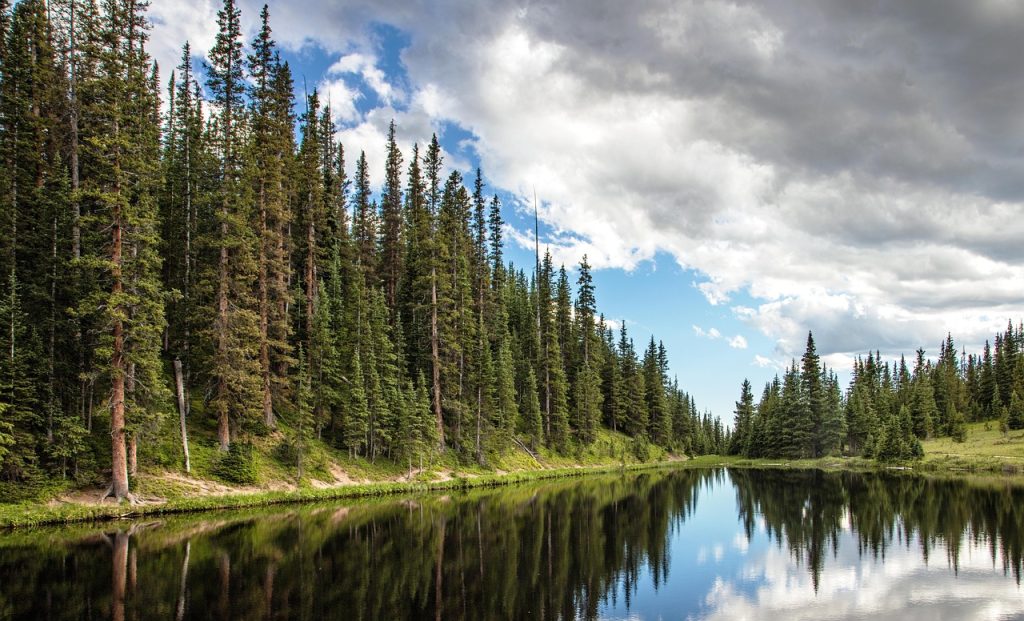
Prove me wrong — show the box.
[148,0,1024,422]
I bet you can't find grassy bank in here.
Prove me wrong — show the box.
[0,456,732,529]
[712,420,1024,481]
[0,426,708,529]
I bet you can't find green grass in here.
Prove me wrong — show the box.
[918,421,1024,474]
[0,459,709,529]
[922,421,1024,459]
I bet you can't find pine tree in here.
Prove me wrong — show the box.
[800,332,829,457]
[352,151,376,284]
[618,323,648,438]
[423,136,444,448]
[246,8,294,427]
[730,379,754,455]
[573,360,602,445]
[161,43,206,415]
[0,273,41,480]
[1008,391,1024,431]
[295,89,327,357]
[344,350,368,457]
[574,256,603,440]
[77,0,168,499]
[206,0,260,450]
[643,337,670,446]
[380,120,403,315]
[520,366,543,450]
[293,344,312,479]
[777,363,808,458]
[909,349,937,438]
[947,402,967,442]
[492,331,518,444]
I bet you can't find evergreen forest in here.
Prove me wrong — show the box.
[730,326,1024,462]
[0,0,727,500]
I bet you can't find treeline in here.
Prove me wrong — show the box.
[731,324,1024,461]
[0,0,723,499]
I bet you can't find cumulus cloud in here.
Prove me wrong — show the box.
[695,326,748,350]
[150,0,1024,371]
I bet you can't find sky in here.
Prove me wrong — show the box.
[148,0,1024,422]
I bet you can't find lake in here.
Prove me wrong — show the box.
[1,467,1023,620]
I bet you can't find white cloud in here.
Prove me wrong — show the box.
[729,335,748,349]
[693,325,722,340]
[148,0,1024,375]
[327,53,397,105]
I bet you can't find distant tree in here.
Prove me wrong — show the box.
[730,380,754,456]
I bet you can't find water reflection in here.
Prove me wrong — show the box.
[0,468,1022,620]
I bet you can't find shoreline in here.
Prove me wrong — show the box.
[4,453,1023,530]
[0,458,703,530]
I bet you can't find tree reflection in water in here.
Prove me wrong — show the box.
[1,468,1022,620]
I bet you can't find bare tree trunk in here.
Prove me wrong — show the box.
[174,360,190,473]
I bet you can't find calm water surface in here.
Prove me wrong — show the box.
[2,468,1024,620]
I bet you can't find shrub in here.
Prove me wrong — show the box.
[214,442,258,485]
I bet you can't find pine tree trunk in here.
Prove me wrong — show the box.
[183,110,192,400]
[306,204,316,344]
[128,433,137,477]
[476,385,482,465]
[8,127,17,390]
[431,266,444,448]
[47,213,56,444]
[258,183,273,427]
[110,196,130,500]
[216,198,230,451]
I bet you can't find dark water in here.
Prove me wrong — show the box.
[2,468,1024,620]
